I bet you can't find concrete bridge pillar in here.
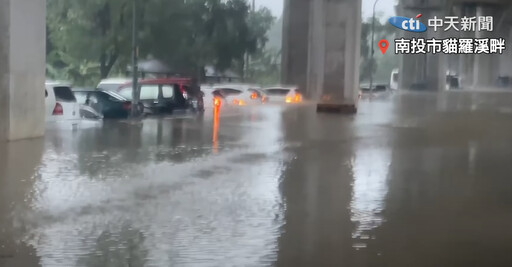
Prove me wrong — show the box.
[498,27,512,80]
[457,4,477,88]
[282,0,361,113]
[397,0,446,91]
[281,0,310,97]
[473,4,503,88]
[0,0,46,141]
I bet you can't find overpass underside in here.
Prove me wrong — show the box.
[281,0,361,113]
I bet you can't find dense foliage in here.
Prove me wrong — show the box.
[360,15,399,83]
[46,0,275,86]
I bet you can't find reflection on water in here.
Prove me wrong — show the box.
[0,138,44,266]
[212,106,219,153]
[5,91,512,266]
[349,147,391,248]
[10,108,287,266]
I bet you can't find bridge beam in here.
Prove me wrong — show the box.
[282,0,361,113]
[0,0,46,141]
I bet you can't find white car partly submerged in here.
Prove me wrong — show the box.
[263,86,303,104]
[210,83,266,106]
[45,80,81,127]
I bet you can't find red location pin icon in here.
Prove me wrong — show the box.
[378,39,389,55]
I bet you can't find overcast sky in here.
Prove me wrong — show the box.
[256,0,396,20]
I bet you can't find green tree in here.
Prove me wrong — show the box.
[247,48,281,85]
[360,15,398,83]
[46,0,132,85]
[140,0,273,80]
[46,0,274,85]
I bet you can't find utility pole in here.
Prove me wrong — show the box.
[131,0,139,118]
[369,0,380,94]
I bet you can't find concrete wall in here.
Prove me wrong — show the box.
[0,0,46,141]
[282,0,361,108]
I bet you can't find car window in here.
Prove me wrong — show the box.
[217,88,242,96]
[392,73,399,82]
[265,89,291,95]
[212,91,224,98]
[53,86,77,102]
[375,85,386,91]
[162,85,174,98]
[140,85,159,100]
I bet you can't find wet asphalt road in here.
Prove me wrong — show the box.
[2,90,512,266]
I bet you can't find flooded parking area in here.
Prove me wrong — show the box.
[2,91,512,266]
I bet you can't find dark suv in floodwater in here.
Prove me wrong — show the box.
[117,78,204,115]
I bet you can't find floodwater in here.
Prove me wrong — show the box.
[1,91,512,266]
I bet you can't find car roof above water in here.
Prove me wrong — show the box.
[263,85,297,90]
[45,80,72,87]
[212,83,261,90]
[98,78,132,84]
[72,87,96,92]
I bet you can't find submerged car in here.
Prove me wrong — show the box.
[211,84,265,106]
[201,85,227,108]
[263,86,303,104]
[45,81,81,122]
[73,89,137,119]
[117,78,204,115]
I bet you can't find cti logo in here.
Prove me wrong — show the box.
[388,14,427,32]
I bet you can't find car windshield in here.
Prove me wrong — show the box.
[216,88,242,96]
[265,88,291,95]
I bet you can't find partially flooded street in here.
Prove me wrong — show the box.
[2,91,512,266]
